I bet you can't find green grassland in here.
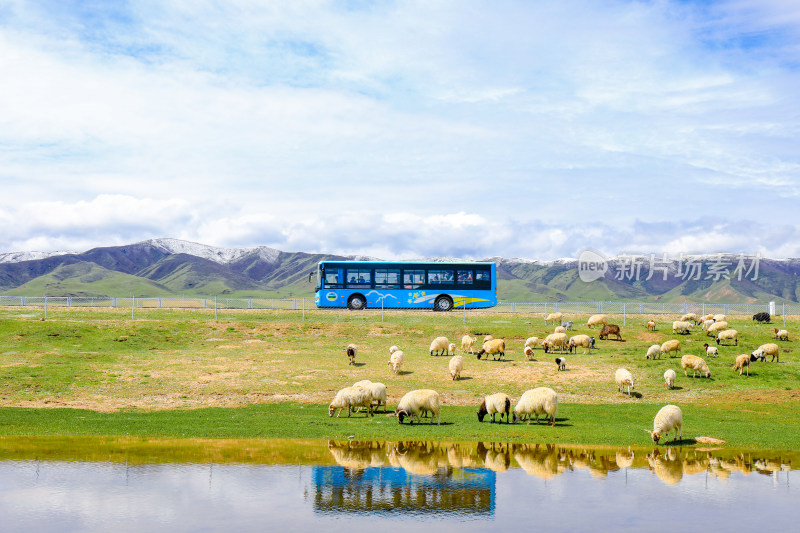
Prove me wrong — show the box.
[0,306,798,449]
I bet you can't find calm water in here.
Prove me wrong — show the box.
[0,438,797,532]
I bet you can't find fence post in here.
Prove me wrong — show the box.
[623,303,626,326]
[784,302,786,328]
[302,298,305,322]
[214,296,218,320]
[463,301,466,326]
[131,296,135,319]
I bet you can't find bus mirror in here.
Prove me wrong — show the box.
[308,271,314,283]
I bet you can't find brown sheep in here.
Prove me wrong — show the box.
[598,324,623,341]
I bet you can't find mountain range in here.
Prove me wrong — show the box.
[1,238,799,303]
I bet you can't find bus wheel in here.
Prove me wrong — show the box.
[347,295,366,310]
[434,296,454,312]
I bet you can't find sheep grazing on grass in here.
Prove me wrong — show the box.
[448,342,457,354]
[448,355,464,380]
[598,324,622,341]
[555,357,566,371]
[513,387,558,426]
[429,336,450,356]
[713,314,726,322]
[672,321,693,335]
[701,319,716,331]
[751,343,780,362]
[553,325,566,334]
[700,313,714,322]
[396,389,440,425]
[646,320,656,331]
[733,353,751,376]
[477,338,506,361]
[483,334,494,343]
[544,312,563,325]
[647,405,683,444]
[660,339,682,358]
[681,354,711,378]
[353,380,387,412]
[389,345,399,354]
[664,369,676,389]
[477,392,512,423]
[715,329,738,346]
[568,334,594,354]
[523,346,535,360]
[752,312,771,323]
[345,344,358,365]
[542,332,568,354]
[774,328,789,341]
[646,344,661,360]
[461,335,477,353]
[681,313,701,324]
[587,314,608,328]
[561,320,574,330]
[388,349,404,374]
[703,343,719,357]
[706,321,729,337]
[614,368,635,395]
[524,336,542,349]
[329,386,373,418]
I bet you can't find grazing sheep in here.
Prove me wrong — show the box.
[542,332,568,354]
[701,319,716,331]
[681,354,711,378]
[524,336,542,349]
[700,314,714,322]
[598,324,622,341]
[681,313,701,324]
[555,357,566,371]
[483,334,494,343]
[461,335,477,353]
[523,346,535,360]
[713,314,726,322]
[664,369,676,389]
[715,329,738,346]
[561,320,574,330]
[660,339,682,358]
[706,321,729,336]
[396,389,441,425]
[448,355,464,380]
[586,314,608,328]
[774,328,790,341]
[544,312,563,325]
[513,387,558,426]
[672,321,693,335]
[429,336,450,356]
[614,368,635,395]
[353,380,387,412]
[477,338,506,360]
[329,386,373,418]
[647,405,683,444]
[568,334,594,354]
[389,345,399,354]
[448,342,457,354]
[703,343,719,357]
[646,320,656,331]
[752,312,771,323]
[751,343,780,362]
[554,325,566,334]
[477,392,512,423]
[388,349,405,374]
[732,353,751,376]
[646,344,661,360]
[345,344,358,365]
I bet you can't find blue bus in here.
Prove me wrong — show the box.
[312,260,497,311]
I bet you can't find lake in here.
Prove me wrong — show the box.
[0,437,797,532]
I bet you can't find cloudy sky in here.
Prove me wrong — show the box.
[1,0,799,260]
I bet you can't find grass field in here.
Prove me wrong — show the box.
[0,306,798,448]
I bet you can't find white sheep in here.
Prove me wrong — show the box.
[396,389,441,425]
[681,313,701,324]
[646,320,656,331]
[751,343,780,362]
[568,334,594,354]
[388,349,405,374]
[448,342,457,355]
[706,321,729,336]
[774,328,790,341]
[345,343,357,365]
[703,343,719,357]
[586,314,608,328]
[701,319,716,331]
[461,335,477,353]
[647,404,683,444]
[732,353,751,376]
[353,380,387,412]
[646,344,661,360]
[700,313,714,322]
[672,321,693,335]
[554,325,566,334]
[477,338,506,361]
[555,356,566,371]
[524,336,542,349]
[681,354,711,378]
[715,329,738,346]
[513,387,558,426]
[328,385,373,418]
[448,355,464,380]
[615,368,635,395]
[483,334,495,343]
[477,392,512,423]
[542,332,568,354]
[388,345,399,354]
[544,312,563,325]
[664,369,676,389]
[713,314,726,322]
[429,336,450,356]
[523,346,535,360]
[660,339,682,358]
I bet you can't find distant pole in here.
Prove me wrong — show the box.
[783,302,786,328]
[131,294,135,319]
[302,298,305,322]
[214,295,218,320]
[44,284,49,320]
[623,303,626,326]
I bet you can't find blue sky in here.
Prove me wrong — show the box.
[1,0,799,260]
